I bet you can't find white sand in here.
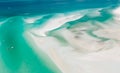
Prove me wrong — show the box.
[24,7,120,73]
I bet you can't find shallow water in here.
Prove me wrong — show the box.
[0,0,120,73]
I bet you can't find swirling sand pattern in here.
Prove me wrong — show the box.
[28,6,120,73]
[0,1,120,73]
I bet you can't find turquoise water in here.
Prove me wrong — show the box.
[0,16,61,73]
[0,0,120,73]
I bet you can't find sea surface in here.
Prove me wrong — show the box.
[0,0,120,73]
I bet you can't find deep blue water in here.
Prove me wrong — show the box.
[0,0,119,16]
